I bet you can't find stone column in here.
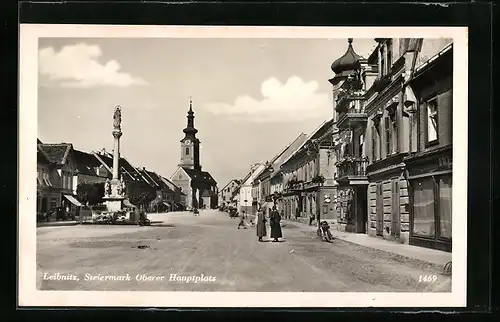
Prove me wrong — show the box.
[112,130,122,180]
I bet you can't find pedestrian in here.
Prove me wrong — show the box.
[309,212,315,226]
[295,207,299,221]
[256,210,267,242]
[238,210,247,229]
[280,209,285,221]
[269,206,283,242]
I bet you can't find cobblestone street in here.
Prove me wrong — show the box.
[37,210,451,292]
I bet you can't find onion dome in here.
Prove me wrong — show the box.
[331,38,363,74]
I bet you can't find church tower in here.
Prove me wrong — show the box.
[179,99,201,170]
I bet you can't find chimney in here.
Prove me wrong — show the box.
[143,167,146,171]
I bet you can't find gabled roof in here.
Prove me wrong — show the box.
[159,176,180,192]
[181,167,217,185]
[37,149,51,165]
[220,179,241,191]
[280,119,334,167]
[37,138,43,144]
[72,149,105,177]
[92,151,146,183]
[37,143,73,165]
[201,189,215,197]
[270,133,308,179]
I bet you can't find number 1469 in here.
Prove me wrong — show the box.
[418,275,438,283]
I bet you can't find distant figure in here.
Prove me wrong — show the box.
[256,210,267,242]
[269,206,282,242]
[238,210,247,229]
[280,209,285,221]
[309,212,315,226]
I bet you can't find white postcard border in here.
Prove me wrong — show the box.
[19,24,468,308]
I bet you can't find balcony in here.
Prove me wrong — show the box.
[337,104,368,130]
[335,157,369,186]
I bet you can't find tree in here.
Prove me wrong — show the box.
[76,182,104,208]
[127,180,157,210]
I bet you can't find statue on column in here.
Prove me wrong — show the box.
[105,178,111,196]
[113,105,122,129]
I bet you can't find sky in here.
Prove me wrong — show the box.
[38,37,377,187]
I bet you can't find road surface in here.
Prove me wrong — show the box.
[36,210,451,292]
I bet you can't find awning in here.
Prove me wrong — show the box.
[123,199,136,208]
[162,202,172,208]
[63,194,82,207]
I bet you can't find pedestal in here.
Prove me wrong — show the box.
[103,179,125,212]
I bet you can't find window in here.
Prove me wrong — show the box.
[359,134,364,157]
[412,178,435,237]
[426,97,438,144]
[185,147,190,155]
[43,172,52,186]
[371,126,377,162]
[380,46,385,77]
[439,176,452,239]
[385,117,391,156]
[387,40,393,73]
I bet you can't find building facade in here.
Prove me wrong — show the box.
[218,179,241,207]
[280,120,338,221]
[404,43,453,252]
[170,100,218,209]
[330,38,453,251]
[238,163,266,215]
[37,142,80,217]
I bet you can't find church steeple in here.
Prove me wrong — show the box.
[179,98,201,171]
[183,97,198,137]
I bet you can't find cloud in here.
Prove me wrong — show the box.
[38,43,148,88]
[203,76,331,122]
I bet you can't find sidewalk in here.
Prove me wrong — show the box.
[37,221,79,228]
[283,219,452,267]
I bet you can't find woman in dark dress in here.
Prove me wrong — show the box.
[269,206,283,242]
[256,210,267,242]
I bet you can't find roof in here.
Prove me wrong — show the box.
[160,176,180,192]
[280,119,334,167]
[72,149,105,176]
[201,189,215,197]
[331,38,364,74]
[92,151,146,183]
[37,149,51,165]
[182,167,217,185]
[220,179,241,191]
[270,133,308,179]
[37,138,42,144]
[37,143,73,165]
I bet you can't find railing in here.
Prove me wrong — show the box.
[337,103,366,122]
[337,158,369,178]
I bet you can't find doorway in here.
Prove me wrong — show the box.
[391,179,401,238]
[376,182,383,236]
[356,186,368,233]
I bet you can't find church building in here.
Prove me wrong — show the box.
[170,100,218,210]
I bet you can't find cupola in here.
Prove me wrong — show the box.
[331,38,364,74]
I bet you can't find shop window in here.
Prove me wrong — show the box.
[412,178,435,237]
[439,176,452,239]
[426,97,438,144]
